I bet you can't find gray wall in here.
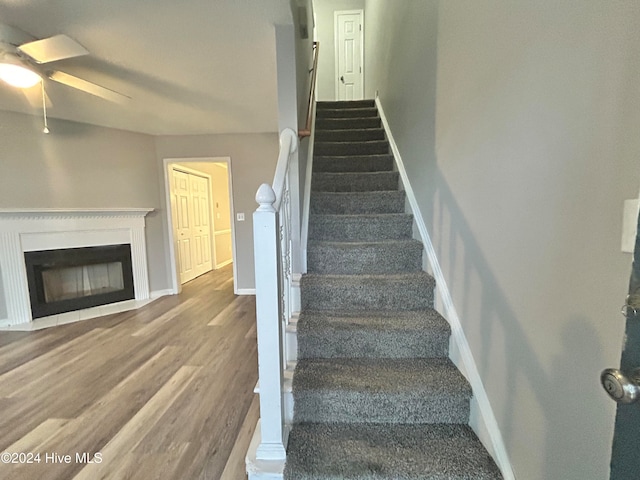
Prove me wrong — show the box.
[0,110,279,306]
[364,1,640,479]
[154,133,279,292]
[0,110,169,296]
[314,0,365,101]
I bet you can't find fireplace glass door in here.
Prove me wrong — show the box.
[42,262,125,303]
[24,244,135,319]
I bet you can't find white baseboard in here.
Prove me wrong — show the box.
[150,288,174,299]
[216,259,233,269]
[376,97,515,480]
[236,288,256,295]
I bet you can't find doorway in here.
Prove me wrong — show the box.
[334,9,364,101]
[163,157,237,293]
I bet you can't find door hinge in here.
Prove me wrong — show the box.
[359,24,362,31]
[359,67,362,73]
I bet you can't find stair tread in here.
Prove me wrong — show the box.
[316,139,388,146]
[303,271,432,281]
[310,191,406,215]
[311,213,410,218]
[308,239,422,246]
[313,171,396,177]
[299,308,449,332]
[297,310,450,360]
[316,127,384,133]
[317,100,375,108]
[314,154,393,160]
[285,423,503,480]
[293,357,469,395]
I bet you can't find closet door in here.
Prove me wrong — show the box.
[173,169,196,284]
[190,174,213,278]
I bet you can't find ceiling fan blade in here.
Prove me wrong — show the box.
[18,34,88,64]
[48,71,130,103]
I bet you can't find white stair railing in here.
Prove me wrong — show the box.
[252,127,299,461]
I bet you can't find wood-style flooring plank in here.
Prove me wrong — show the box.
[220,393,260,480]
[0,265,258,480]
[72,365,201,480]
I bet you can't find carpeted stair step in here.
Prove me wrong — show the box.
[310,191,405,214]
[284,423,503,480]
[312,171,398,192]
[307,240,423,274]
[309,214,413,241]
[316,116,381,130]
[292,357,471,424]
[313,154,394,173]
[315,128,385,142]
[315,140,389,156]
[301,272,434,311]
[317,100,375,110]
[297,309,450,359]
[316,107,378,119]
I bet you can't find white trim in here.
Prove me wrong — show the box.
[162,157,238,295]
[215,259,233,269]
[376,97,515,480]
[333,9,364,101]
[0,208,154,216]
[150,288,173,299]
[236,288,256,295]
[0,209,152,327]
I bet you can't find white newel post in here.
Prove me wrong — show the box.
[253,184,286,461]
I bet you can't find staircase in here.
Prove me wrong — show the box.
[284,100,503,479]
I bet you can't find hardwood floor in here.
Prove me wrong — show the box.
[0,265,258,480]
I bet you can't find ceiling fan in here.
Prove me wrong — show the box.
[0,23,130,103]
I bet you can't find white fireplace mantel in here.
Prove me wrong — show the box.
[0,208,154,328]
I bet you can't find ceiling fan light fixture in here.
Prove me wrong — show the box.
[0,62,42,88]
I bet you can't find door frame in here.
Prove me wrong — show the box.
[163,156,237,295]
[333,9,364,100]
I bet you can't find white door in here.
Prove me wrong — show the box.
[190,174,213,278]
[171,167,214,285]
[172,169,196,284]
[335,10,363,101]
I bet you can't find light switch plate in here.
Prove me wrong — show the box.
[622,199,639,253]
[237,212,245,222]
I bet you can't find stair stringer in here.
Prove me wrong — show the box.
[375,96,516,480]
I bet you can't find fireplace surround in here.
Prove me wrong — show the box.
[0,208,153,328]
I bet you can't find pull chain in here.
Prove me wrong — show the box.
[41,81,49,134]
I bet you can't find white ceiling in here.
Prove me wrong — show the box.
[0,0,293,135]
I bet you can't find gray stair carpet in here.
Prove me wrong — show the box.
[285,100,502,479]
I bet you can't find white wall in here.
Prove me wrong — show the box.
[364,1,640,479]
[154,133,279,292]
[314,0,365,101]
[0,110,169,297]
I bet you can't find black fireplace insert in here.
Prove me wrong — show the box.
[24,244,135,319]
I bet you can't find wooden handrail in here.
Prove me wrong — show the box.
[299,41,319,138]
